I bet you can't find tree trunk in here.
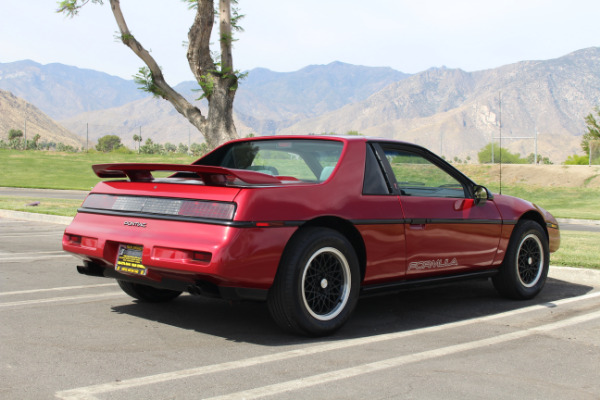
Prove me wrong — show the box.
[205,79,238,149]
[108,0,238,150]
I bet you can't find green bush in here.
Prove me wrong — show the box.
[564,154,589,165]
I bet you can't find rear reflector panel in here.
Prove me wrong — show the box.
[82,194,236,221]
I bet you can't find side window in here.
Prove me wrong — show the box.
[383,148,466,198]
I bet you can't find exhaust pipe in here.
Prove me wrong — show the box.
[77,261,106,277]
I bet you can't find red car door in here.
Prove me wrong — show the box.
[374,143,503,278]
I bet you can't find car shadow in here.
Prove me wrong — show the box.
[110,276,593,346]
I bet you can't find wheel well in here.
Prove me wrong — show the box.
[518,211,549,239]
[292,217,367,281]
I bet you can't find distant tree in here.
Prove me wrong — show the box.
[58,0,244,150]
[132,134,142,153]
[526,153,552,165]
[564,154,589,165]
[8,129,23,140]
[96,135,123,152]
[477,143,528,164]
[189,142,208,157]
[140,138,164,154]
[26,134,41,150]
[582,106,600,156]
[177,143,189,154]
[164,142,177,153]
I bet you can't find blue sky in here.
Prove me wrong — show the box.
[2,0,599,84]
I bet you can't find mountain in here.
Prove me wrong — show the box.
[4,49,600,163]
[0,60,148,120]
[280,48,600,162]
[0,89,84,148]
[234,62,409,133]
[60,62,409,146]
[58,96,255,149]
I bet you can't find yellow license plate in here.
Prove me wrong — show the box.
[115,244,147,276]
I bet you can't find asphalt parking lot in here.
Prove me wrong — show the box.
[1,216,599,400]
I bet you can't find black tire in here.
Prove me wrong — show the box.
[268,227,360,336]
[492,220,549,300]
[117,280,182,303]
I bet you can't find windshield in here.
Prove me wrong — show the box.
[197,139,344,183]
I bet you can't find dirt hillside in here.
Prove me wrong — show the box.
[458,164,600,188]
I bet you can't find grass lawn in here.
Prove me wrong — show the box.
[551,230,600,270]
[0,150,195,190]
[1,149,599,269]
[0,196,82,217]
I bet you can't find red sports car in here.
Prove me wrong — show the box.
[63,136,560,336]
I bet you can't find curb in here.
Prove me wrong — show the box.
[0,209,73,225]
[550,265,600,285]
[557,218,600,226]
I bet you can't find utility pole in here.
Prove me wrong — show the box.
[24,106,27,150]
[535,128,538,165]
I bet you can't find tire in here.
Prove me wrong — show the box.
[268,227,360,336]
[492,220,549,300]
[117,280,182,303]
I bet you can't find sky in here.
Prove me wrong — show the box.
[2,0,600,85]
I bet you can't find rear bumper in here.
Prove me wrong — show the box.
[76,260,269,301]
[63,212,296,296]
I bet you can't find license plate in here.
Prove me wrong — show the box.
[115,244,147,276]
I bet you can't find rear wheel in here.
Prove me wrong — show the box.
[492,220,549,299]
[117,280,182,302]
[268,227,360,336]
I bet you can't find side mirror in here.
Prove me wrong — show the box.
[473,185,493,205]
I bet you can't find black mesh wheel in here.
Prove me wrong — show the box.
[492,220,549,300]
[268,227,360,336]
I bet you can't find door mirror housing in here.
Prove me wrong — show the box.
[473,185,493,205]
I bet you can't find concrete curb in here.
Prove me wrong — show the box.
[0,209,73,225]
[557,218,600,226]
[549,265,600,285]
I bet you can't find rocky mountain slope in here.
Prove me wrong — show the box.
[0,89,84,148]
[60,62,408,147]
[2,48,599,162]
[280,48,600,162]
[0,60,148,120]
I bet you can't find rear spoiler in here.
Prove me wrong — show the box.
[92,163,282,185]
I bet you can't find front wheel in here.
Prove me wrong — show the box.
[268,227,360,336]
[117,280,182,303]
[492,220,549,299]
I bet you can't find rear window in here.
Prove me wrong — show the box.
[198,139,344,183]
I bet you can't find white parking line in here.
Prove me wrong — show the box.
[0,283,117,297]
[54,291,600,400]
[0,292,125,308]
[0,254,74,261]
[0,233,64,238]
[205,310,600,400]
[0,250,65,256]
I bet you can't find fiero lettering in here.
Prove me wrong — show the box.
[408,258,458,271]
[124,221,147,228]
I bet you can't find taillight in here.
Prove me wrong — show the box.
[81,194,236,221]
[178,201,234,220]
